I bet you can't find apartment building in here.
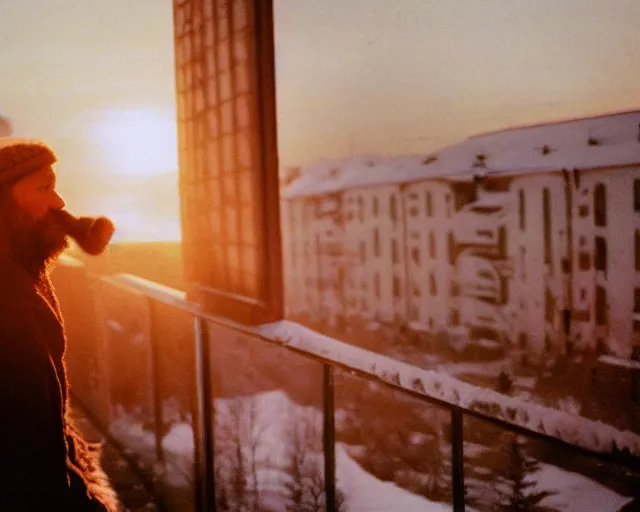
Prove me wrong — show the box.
[282,110,640,359]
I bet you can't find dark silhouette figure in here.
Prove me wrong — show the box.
[0,138,117,510]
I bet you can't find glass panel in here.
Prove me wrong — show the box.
[463,416,640,511]
[335,368,453,510]
[208,323,324,510]
[97,281,159,476]
[151,300,197,510]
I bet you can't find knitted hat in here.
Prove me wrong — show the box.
[0,138,57,187]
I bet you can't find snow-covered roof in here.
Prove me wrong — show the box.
[283,110,640,199]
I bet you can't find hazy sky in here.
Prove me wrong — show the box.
[1,0,639,220]
[274,0,640,163]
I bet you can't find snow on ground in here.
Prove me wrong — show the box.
[335,445,452,512]
[160,422,195,488]
[108,390,633,511]
[535,463,632,512]
[110,404,195,489]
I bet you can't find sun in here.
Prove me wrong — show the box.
[90,108,178,177]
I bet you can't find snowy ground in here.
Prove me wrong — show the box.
[110,390,634,511]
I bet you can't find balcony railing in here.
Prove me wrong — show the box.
[52,255,640,511]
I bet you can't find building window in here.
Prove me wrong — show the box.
[578,204,589,217]
[429,232,436,258]
[429,273,437,296]
[425,191,433,217]
[450,309,460,327]
[373,196,379,216]
[409,206,418,217]
[411,246,421,266]
[635,179,640,212]
[580,288,587,301]
[391,238,399,264]
[520,246,526,280]
[357,195,364,222]
[518,189,525,230]
[594,236,607,273]
[445,193,452,218]
[594,183,606,227]
[578,252,591,272]
[359,241,366,264]
[448,231,456,265]
[374,272,380,299]
[393,276,401,298]
[373,228,380,257]
[390,194,397,223]
[636,230,640,271]
[542,188,552,266]
[595,285,607,325]
[545,287,555,324]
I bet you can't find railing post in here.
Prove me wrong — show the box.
[323,363,337,511]
[451,409,465,512]
[147,298,165,465]
[194,316,217,511]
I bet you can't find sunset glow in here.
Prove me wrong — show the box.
[89,109,178,177]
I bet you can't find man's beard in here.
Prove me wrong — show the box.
[1,197,70,278]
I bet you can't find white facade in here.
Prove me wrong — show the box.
[281,110,640,359]
[568,166,640,357]
[508,172,569,355]
[342,185,407,324]
[403,180,453,334]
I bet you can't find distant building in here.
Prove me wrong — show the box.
[281,110,640,360]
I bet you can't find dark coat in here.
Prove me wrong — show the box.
[0,254,118,511]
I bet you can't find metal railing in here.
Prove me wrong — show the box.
[53,255,640,511]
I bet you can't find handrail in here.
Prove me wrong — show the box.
[100,268,640,464]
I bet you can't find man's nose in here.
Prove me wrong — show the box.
[51,191,66,210]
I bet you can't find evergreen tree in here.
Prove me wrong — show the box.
[494,437,553,511]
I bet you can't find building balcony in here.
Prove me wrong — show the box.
[52,256,640,511]
[451,222,508,260]
[456,252,507,304]
[459,191,512,217]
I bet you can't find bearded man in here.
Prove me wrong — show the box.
[0,138,117,511]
